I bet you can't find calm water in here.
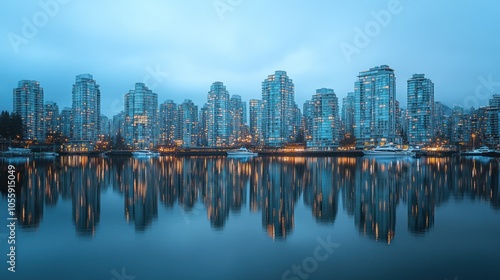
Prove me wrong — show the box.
[0,156,499,280]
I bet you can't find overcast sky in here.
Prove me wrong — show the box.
[2,0,500,117]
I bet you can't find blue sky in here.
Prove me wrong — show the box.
[2,0,500,117]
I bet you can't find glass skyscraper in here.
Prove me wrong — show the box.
[249,99,263,146]
[309,88,340,148]
[449,106,470,145]
[407,74,434,145]
[177,99,199,147]
[354,65,397,148]
[433,101,447,137]
[341,92,355,137]
[13,80,45,141]
[206,82,230,147]
[199,104,209,147]
[44,101,60,138]
[60,107,72,139]
[72,74,101,142]
[99,115,111,137]
[486,94,500,146]
[124,83,158,149]
[229,95,246,146]
[159,100,178,146]
[302,100,315,143]
[262,70,295,147]
[112,111,125,138]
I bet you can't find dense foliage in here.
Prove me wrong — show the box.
[0,111,24,140]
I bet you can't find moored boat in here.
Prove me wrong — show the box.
[1,147,32,157]
[461,146,500,157]
[226,147,258,157]
[407,146,427,158]
[132,150,160,157]
[33,152,59,157]
[363,143,408,157]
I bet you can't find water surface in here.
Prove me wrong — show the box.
[0,156,499,280]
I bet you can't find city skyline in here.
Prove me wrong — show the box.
[2,1,500,118]
[7,66,500,149]
[3,65,498,120]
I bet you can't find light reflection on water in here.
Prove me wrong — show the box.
[1,156,498,241]
[1,156,500,280]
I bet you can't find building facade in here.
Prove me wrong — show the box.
[199,104,209,147]
[60,107,72,139]
[72,74,101,142]
[229,95,246,146]
[176,99,199,147]
[206,82,230,147]
[486,94,500,147]
[13,80,45,141]
[309,88,340,148]
[354,65,397,148]
[124,83,159,149]
[302,100,315,143]
[407,74,434,146]
[249,99,263,146]
[44,101,60,139]
[261,70,296,147]
[433,101,446,138]
[341,92,355,137]
[112,111,125,138]
[159,100,178,146]
[449,106,470,145]
[99,115,111,137]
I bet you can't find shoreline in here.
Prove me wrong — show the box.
[53,150,461,158]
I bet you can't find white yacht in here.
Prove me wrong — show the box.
[1,147,32,157]
[461,146,500,157]
[132,150,160,158]
[407,146,426,158]
[363,144,408,156]
[226,147,258,157]
[33,152,59,158]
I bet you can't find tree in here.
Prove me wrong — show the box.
[339,133,356,147]
[0,111,9,138]
[112,131,127,150]
[45,132,68,145]
[399,129,409,145]
[295,128,305,144]
[0,111,24,140]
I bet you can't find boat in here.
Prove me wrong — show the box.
[363,143,408,156]
[407,146,426,158]
[132,150,160,158]
[1,147,32,157]
[226,147,258,157]
[33,152,59,157]
[461,146,500,157]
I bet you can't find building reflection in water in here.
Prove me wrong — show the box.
[1,156,499,241]
[352,158,400,244]
[106,157,159,232]
[407,158,437,235]
[61,156,102,236]
[252,157,303,239]
[15,159,45,229]
[303,158,341,225]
